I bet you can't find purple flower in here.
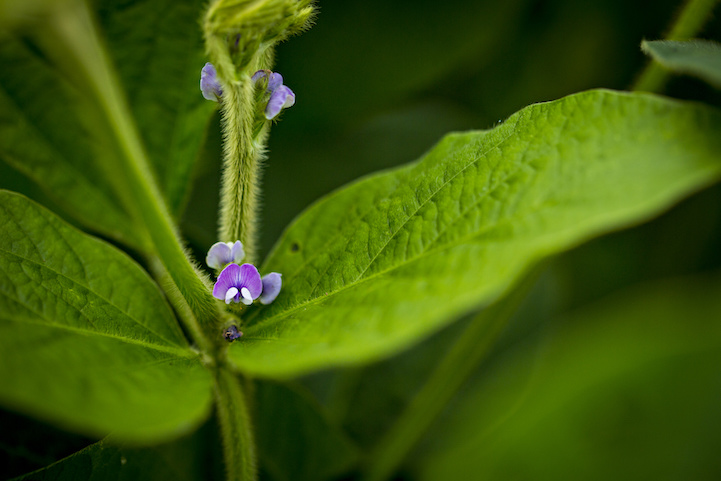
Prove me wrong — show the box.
[260,272,282,305]
[213,263,263,305]
[252,69,296,120]
[200,62,222,101]
[206,241,245,270]
[265,86,295,120]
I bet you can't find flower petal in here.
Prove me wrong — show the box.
[265,85,296,120]
[267,72,284,92]
[206,241,232,270]
[238,263,263,299]
[200,62,222,101]
[230,240,245,263]
[213,263,241,300]
[260,272,282,305]
[225,287,239,304]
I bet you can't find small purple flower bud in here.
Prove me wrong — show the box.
[252,70,296,119]
[206,241,245,270]
[265,85,295,120]
[260,272,282,305]
[267,72,284,92]
[251,69,269,83]
[223,325,243,342]
[200,62,222,101]
[213,263,263,305]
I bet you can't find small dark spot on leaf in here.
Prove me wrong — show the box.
[290,242,300,252]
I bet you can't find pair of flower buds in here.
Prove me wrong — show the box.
[207,241,282,306]
[200,63,295,120]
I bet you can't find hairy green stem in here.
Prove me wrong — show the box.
[633,0,720,92]
[217,77,270,264]
[362,273,540,481]
[50,1,221,351]
[215,367,258,481]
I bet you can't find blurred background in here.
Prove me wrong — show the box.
[3,0,721,479]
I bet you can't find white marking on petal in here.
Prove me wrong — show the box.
[225,287,239,304]
[240,287,252,302]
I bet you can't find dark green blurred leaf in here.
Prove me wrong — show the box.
[642,39,721,89]
[412,274,721,480]
[0,190,212,442]
[0,410,95,480]
[228,89,721,378]
[96,0,217,216]
[275,0,530,124]
[305,270,557,452]
[0,32,143,249]
[256,381,359,481]
[11,420,221,481]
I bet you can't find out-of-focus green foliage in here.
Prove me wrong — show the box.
[255,381,359,480]
[12,420,222,481]
[0,32,142,248]
[643,39,721,88]
[96,0,217,217]
[411,274,721,481]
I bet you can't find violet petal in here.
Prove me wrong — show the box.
[265,85,296,120]
[238,263,263,299]
[213,263,241,300]
[206,241,232,270]
[267,72,283,92]
[260,272,282,305]
[230,240,245,263]
[200,62,222,101]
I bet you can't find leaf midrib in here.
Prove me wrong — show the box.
[0,244,184,349]
[0,303,195,359]
[246,114,525,335]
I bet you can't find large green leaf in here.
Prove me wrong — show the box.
[0,190,212,441]
[0,32,143,249]
[96,0,216,216]
[642,39,721,89]
[411,274,721,480]
[230,89,721,378]
[11,421,222,481]
[256,381,359,481]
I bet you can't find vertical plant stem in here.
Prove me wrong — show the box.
[215,367,258,481]
[633,0,720,92]
[50,0,220,351]
[362,273,540,481]
[217,78,270,264]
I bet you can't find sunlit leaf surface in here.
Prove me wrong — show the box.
[0,191,212,441]
[230,89,721,378]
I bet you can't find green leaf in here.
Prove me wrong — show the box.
[642,39,721,89]
[0,190,212,441]
[0,32,144,250]
[255,381,359,481]
[410,274,721,480]
[11,421,222,481]
[97,0,217,216]
[230,89,721,378]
